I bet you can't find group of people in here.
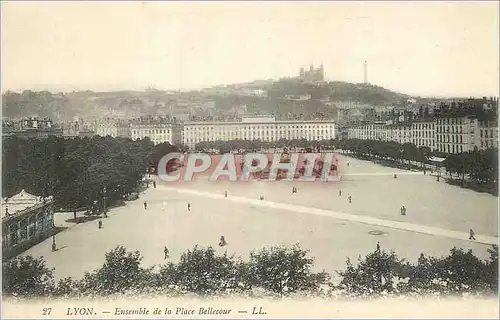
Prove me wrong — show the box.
[337,189,352,203]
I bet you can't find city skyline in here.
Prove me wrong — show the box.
[2,1,499,97]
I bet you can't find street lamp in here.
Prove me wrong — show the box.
[103,187,107,218]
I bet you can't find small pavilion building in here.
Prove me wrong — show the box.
[2,189,55,259]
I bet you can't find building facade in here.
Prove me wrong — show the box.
[477,119,499,150]
[130,118,183,145]
[346,113,498,154]
[183,115,335,150]
[94,119,131,138]
[2,190,55,258]
[435,116,477,154]
[411,120,436,150]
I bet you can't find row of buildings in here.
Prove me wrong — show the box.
[3,117,64,139]
[92,115,336,150]
[347,115,498,154]
[3,115,337,150]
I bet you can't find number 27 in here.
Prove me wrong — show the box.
[42,308,52,316]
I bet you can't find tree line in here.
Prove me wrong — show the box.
[337,138,498,186]
[195,138,337,154]
[2,136,155,211]
[3,244,497,299]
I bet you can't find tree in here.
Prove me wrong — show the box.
[89,246,149,295]
[337,249,411,296]
[172,246,241,294]
[2,256,55,297]
[244,244,329,294]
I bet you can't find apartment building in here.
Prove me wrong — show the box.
[347,122,388,141]
[347,113,498,154]
[94,118,130,138]
[477,119,499,150]
[130,118,183,145]
[435,116,478,154]
[387,125,412,145]
[411,120,436,150]
[182,115,335,150]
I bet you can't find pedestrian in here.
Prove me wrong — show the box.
[225,191,227,198]
[347,162,350,167]
[469,229,476,240]
[376,241,380,252]
[153,181,157,188]
[187,202,191,211]
[164,246,169,259]
[144,201,147,210]
[394,173,397,179]
[260,195,264,200]
[98,220,103,229]
[348,195,352,203]
[219,235,227,247]
[73,209,77,220]
[400,206,406,216]
[338,189,342,196]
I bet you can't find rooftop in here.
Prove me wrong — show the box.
[2,189,54,219]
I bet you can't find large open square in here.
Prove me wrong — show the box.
[20,154,498,282]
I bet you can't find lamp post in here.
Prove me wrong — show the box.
[103,187,107,218]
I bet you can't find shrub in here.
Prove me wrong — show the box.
[244,244,329,294]
[2,256,55,297]
[337,249,411,296]
[172,246,241,294]
[92,246,148,295]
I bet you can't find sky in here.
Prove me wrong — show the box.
[1,1,499,97]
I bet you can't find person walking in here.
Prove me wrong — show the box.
[153,181,157,188]
[187,202,191,211]
[164,246,169,259]
[400,206,406,216]
[219,235,227,247]
[394,173,397,179]
[348,195,352,203]
[376,241,380,253]
[144,201,148,210]
[98,220,103,229]
[225,191,227,198]
[469,229,476,240]
[339,189,342,196]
